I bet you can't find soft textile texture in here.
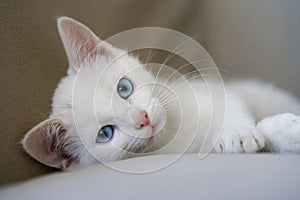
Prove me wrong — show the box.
[1,154,300,200]
[1,0,300,185]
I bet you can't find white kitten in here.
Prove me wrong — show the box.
[22,17,300,170]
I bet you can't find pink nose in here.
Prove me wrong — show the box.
[129,109,150,128]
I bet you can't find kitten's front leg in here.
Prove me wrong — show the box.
[214,126,266,153]
[257,113,300,153]
[213,96,265,153]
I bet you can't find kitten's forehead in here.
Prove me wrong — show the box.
[73,53,156,127]
[91,55,155,102]
[96,54,141,74]
[94,90,126,122]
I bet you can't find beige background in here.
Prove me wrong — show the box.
[0,0,299,185]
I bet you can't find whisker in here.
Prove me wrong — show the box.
[160,98,177,106]
[154,59,212,97]
[157,93,177,105]
[150,50,186,95]
[162,103,177,109]
[144,48,155,65]
[151,37,194,95]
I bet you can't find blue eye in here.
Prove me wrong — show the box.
[117,78,133,99]
[96,125,114,143]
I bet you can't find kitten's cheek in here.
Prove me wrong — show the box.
[148,105,167,134]
[151,121,164,137]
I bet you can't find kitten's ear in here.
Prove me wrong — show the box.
[57,17,116,74]
[22,118,78,170]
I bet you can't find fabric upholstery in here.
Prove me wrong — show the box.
[1,154,300,200]
[1,0,299,186]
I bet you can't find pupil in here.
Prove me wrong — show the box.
[104,129,109,137]
[119,85,127,91]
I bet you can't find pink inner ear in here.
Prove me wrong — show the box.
[67,22,100,53]
[40,126,59,155]
[58,17,119,74]
[58,17,101,72]
[22,118,76,169]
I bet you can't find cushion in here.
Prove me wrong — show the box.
[1,0,300,186]
[1,154,300,200]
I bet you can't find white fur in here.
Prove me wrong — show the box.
[23,17,300,169]
[50,51,300,168]
[257,113,300,153]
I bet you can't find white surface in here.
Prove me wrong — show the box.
[1,154,300,200]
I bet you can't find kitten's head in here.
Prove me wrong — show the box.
[22,17,168,170]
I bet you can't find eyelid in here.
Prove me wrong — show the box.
[99,123,117,128]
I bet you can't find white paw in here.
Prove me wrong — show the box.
[214,127,265,153]
[257,113,300,153]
